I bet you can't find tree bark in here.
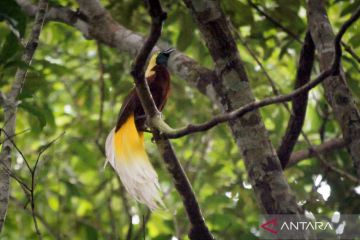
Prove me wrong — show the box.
[277,31,315,169]
[287,138,346,168]
[307,0,360,178]
[182,0,300,214]
[0,0,48,231]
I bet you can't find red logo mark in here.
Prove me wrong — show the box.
[260,218,278,235]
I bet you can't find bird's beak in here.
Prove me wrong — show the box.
[163,48,176,55]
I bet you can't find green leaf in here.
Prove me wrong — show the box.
[18,72,48,99]
[19,101,47,130]
[83,223,98,240]
[0,31,21,65]
[340,0,360,17]
[224,0,254,27]
[349,34,360,49]
[176,14,194,51]
[0,0,27,37]
[42,103,56,128]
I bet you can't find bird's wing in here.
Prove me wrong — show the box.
[115,74,157,131]
[115,88,139,131]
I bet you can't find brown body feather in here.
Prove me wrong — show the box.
[115,65,171,132]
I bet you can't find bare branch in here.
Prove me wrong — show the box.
[231,24,354,182]
[181,0,303,218]
[161,8,359,139]
[248,0,360,64]
[1,129,32,173]
[277,31,315,168]
[126,1,214,239]
[130,0,167,119]
[10,196,60,240]
[16,0,90,36]
[288,138,346,167]
[247,0,303,43]
[15,0,216,99]
[342,42,360,63]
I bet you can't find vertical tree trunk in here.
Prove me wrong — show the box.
[307,0,360,177]
[183,0,300,214]
[0,0,48,231]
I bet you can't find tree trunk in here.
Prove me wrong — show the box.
[182,0,300,214]
[307,0,360,178]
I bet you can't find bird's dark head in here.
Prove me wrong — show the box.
[156,48,175,66]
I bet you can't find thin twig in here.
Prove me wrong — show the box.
[247,0,303,43]
[300,131,359,183]
[0,128,30,145]
[1,129,32,173]
[10,196,60,240]
[30,132,64,240]
[342,42,360,63]
[248,0,360,63]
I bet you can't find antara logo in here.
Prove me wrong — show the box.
[260,218,334,235]
[281,221,333,231]
[260,218,278,234]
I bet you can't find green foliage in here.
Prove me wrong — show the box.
[0,0,359,239]
[0,0,27,37]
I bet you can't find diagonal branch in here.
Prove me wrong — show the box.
[119,0,214,239]
[247,0,303,43]
[182,0,300,217]
[232,23,358,185]
[130,0,167,119]
[287,138,346,167]
[159,7,359,139]
[15,0,216,98]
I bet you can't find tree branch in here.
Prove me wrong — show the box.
[0,0,48,232]
[230,15,355,181]
[287,138,346,167]
[248,0,360,63]
[182,0,300,216]
[126,1,214,239]
[159,8,359,139]
[247,0,303,43]
[10,196,60,240]
[16,0,216,98]
[277,31,315,169]
[130,0,167,119]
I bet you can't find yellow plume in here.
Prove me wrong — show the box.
[105,114,163,210]
[145,51,159,78]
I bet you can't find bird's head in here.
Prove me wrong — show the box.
[145,48,175,77]
[156,48,175,66]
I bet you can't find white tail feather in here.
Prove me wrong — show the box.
[105,126,164,211]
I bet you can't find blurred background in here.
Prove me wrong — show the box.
[0,0,359,239]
